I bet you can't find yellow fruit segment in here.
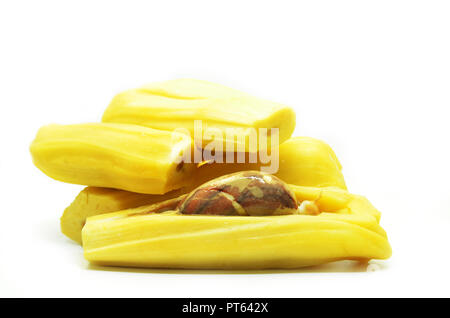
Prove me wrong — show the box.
[30,123,195,194]
[82,188,391,269]
[61,187,185,244]
[60,136,346,243]
[277,137,346,188]
[102,79,296,151]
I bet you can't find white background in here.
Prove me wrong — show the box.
[1,0,449,297]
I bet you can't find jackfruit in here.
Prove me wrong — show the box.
[30,123,195,194]
[102,79,296,151]
[82,185,391,269]
[61,187,185,244]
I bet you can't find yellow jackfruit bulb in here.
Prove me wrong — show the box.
[30,123,195,194]
[277,137,346,189]
[61,187,184,244]
[82,186,391,269]
[102,79,296,151]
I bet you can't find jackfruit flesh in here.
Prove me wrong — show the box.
[82,185,391,269]
[102,79,296,151]
[30,123,195,194]
[61,187,185,244]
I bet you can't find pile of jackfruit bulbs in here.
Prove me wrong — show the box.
[30,79,391,269]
